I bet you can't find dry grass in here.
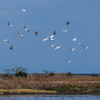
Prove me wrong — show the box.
[0,89,57,94]
[0,73,100,90]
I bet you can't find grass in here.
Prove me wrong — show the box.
[0,89,57,94]
[0,73,100,93]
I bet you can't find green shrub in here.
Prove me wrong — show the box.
[15,71,27,78]
[66,72,73,76]
[49,73,54,76]
[92,74,99,77]
[4,74,12,78]
[7,86,11,89]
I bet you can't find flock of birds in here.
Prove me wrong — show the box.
[4,9,90,64]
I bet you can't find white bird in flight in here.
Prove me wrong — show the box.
[54,46,61,50]
[22,9,26,12]
[49,44,55,47]
[7,21,13,27]
[65,60,72,63]
[22,25,26,28]
[17,32,25,38]
[50,35,54,39]
[62,30,68,32]
[3,39,9,43]
[50,35,54,42]
[50,38,54,42]
[78,43,82,45]
[69,48,75,51]
[78,43,89,50]
[42,36,49,42]
[71,38,77,41]
[82,45,89,50]
[25,28,30,32]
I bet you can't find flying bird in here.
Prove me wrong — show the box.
[42,36,49,42]
[97,36,100,38]
[78,43,82,45]
[71,38,77,41]
[7,21,13,27]
[25,28,30,32]
[3,39,9,43]
[9,46,13,50]
[49,44,55,47]
[13,33,18,37]
[50,38,54,42]
[14,46,18,49]
[22,9,26,12]
[35,32,38,36]
[67,22,70,25]
[53,31,56,35]
[62,30,68,32]
[50,35,54,39]
[17,32,25,38]
[54,46,61,50]
[81,45,89,50]
[78,43,89,50]
[69,48,75,51]
[65,60,72,63]
[22,25,26,28]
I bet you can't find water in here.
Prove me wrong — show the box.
[0,95,100,100]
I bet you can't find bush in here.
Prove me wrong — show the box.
[7,86,11,89]
[49,73,54,76]
[4,74,12,78]
[15,71,27,78]
[66,72,73,76]
[92,74,99,77]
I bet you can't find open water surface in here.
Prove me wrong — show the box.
[0,95,100,100]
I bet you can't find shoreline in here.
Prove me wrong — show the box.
[0,89,100,95]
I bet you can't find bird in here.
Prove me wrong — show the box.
[69,48,75,51]
[97,36,100,38]
[62,30,68,32]
[9,46,13,50]
[7,21,13,27]
[78,43,82,45]
[65,60,72,63]
[3,39,9,43]
[82,45,89,50]
[50,35,54,39]
[17,32,25,38]
[42,36,49,42]
[54,46,61,50]
[78,43,89,49]
[67,22,70,25]
[25,28,30,32]
[50,35,54,42]
[49,44,55,47]
[50,38,54,42]
[53,31,56,35]
[35,32,38,36]
[14,46,18,49]
[22,25,26,28]
[22,9,26,12]
[13,33,18,37]
[71,38,77,41]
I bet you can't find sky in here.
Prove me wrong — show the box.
[0,0,100,74]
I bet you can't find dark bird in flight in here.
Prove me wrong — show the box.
[53,31,56,35]
[35,32,38,36]
[67,22,70,25]
[9,46,13,50]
